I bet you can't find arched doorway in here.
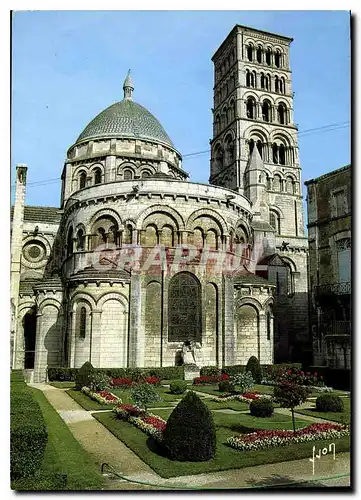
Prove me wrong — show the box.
[168,272,202,343]
[23,307,37,369]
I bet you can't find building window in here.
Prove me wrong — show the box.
[168,272,201,342]
[79,307,86,339]
[246,97,256,119]
[67,227,73,257]
[247,45,253,61]
[124,169,133,180]
[256,46,262,63]
[267,309,272,340]
[332,190,348,217]
[76,228,85,250]
[269,210,280,234]
[275,50,281,68]
[336,238,351,283]
[94,168,102,185]
[79,172,87,189]
[266,48,272,65]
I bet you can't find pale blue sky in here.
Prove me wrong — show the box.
[12,10,350,208]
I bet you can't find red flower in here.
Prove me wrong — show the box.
[112,377,134,387]
[221,373,230,380]
[142,416,166,432]
[144,376,161,385]
[287,370,292,375]
[314,372,318,376]
[320,376,323,380]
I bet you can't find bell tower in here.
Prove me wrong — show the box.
[209,24,305,239]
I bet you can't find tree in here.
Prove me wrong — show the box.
[245,356,263,384]
[273,382,311,431]
[130,382,161,411]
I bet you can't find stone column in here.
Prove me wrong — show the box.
[11,165,27,368]
[90,310,102,367]
[105,155,116,183]
[33,311,43,382]
[70,311,76,368]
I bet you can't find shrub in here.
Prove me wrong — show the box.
[74,362,95,390]
[231,371,255,394]
[200,366,221,377]
[147,366,184,380]
[218,380,234,393]
[316,394,344,412]
[47,367,78,382]
[163,391,216,461]
[88,372,111,392]
[12,472,67,491]
[246,356,263,384]
[170,380,188,394]
[11,380,48,480]
[249,398,274,417]
[130,383,162,410]
[125,368,143,382]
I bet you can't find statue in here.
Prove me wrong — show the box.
[181,340,200,366]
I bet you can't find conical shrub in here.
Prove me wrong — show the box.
[163,391,216,461]
[246,356,262,384]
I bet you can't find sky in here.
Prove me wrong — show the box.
[11,10,351,209]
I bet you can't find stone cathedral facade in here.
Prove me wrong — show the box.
[11,25,309,383]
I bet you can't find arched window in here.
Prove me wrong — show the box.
[124,224,133,245]
[124,169,133,180]
[79,172,87,189]
[215,145,224,170]
[265,74,271,91]
[256,140,263,158]
[161,225,174,247]
[269,211,280,234]
[266,174,272,190]
[79,307,86,339]
[141,170,151,179]
[279,144,286,165]
[286,176,295,193]
[275,50,281,68]
[221,107,227,127]
[248,138,255,155]
[246,70,251,87]
[246,97,256,119]
[206,229,218,249]
[233,99,237,119]
[193,227,204,248]
[67,227,73,257]
[225,135,235,165]
[275,75,279,93]
[260,72,265,89]
[272,143,279,164]
[76,228,85,251]
[280,77,286,94]
[256,46,262,63]
[94,168,102,185]
[266,47,272,65]
[252,71,256,88]
[229,101,235,121]
[143,224,158,247]
[273,174,282,192]
[278,103,287,124]
[262,100,271,122]
[247,44,253,61]
[168,272,201,342]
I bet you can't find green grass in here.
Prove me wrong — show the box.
[295,398,351,425]
[94,410,349,479]
[18,388,104,490]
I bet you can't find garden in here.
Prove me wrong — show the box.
[57,358,350,478]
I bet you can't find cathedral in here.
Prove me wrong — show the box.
[10,25,309,383]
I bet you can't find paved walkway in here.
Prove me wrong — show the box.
[29,383,350,490]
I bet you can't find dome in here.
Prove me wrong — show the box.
[75,75,174,147]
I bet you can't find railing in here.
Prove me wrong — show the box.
[314,281,351,296]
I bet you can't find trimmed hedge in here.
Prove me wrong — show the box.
[218,380,234,393]
[246,356,262,384]
[48,365,185,382]
[316,394,344,413]
[163,391,216,461]
[249,398,274,418]
[200,366,221,377]
[222,365,245,377]
[10,371,48,481]
[75,362,95,391]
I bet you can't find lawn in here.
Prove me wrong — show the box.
[15,388,105,490]
[295,398,351,425]
[49,382,75,389]
[94,409,349,478]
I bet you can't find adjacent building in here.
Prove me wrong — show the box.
[305,165,351,368]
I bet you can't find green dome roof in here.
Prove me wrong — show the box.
[76,98,174,147]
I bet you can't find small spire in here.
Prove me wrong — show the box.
[123,69,134,100]
[246,144,264,172]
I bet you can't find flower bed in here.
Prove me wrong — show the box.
[113,403,166,442]
[193,373,230,385]
[81,386,121,405]
[226,423,349,451]
[212,392,272,403]
[265,367,325,387]
[261,380,333,393]
[111,377,134,388]
[143,376,161,386]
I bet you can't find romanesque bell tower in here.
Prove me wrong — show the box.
[210,25,310,363]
